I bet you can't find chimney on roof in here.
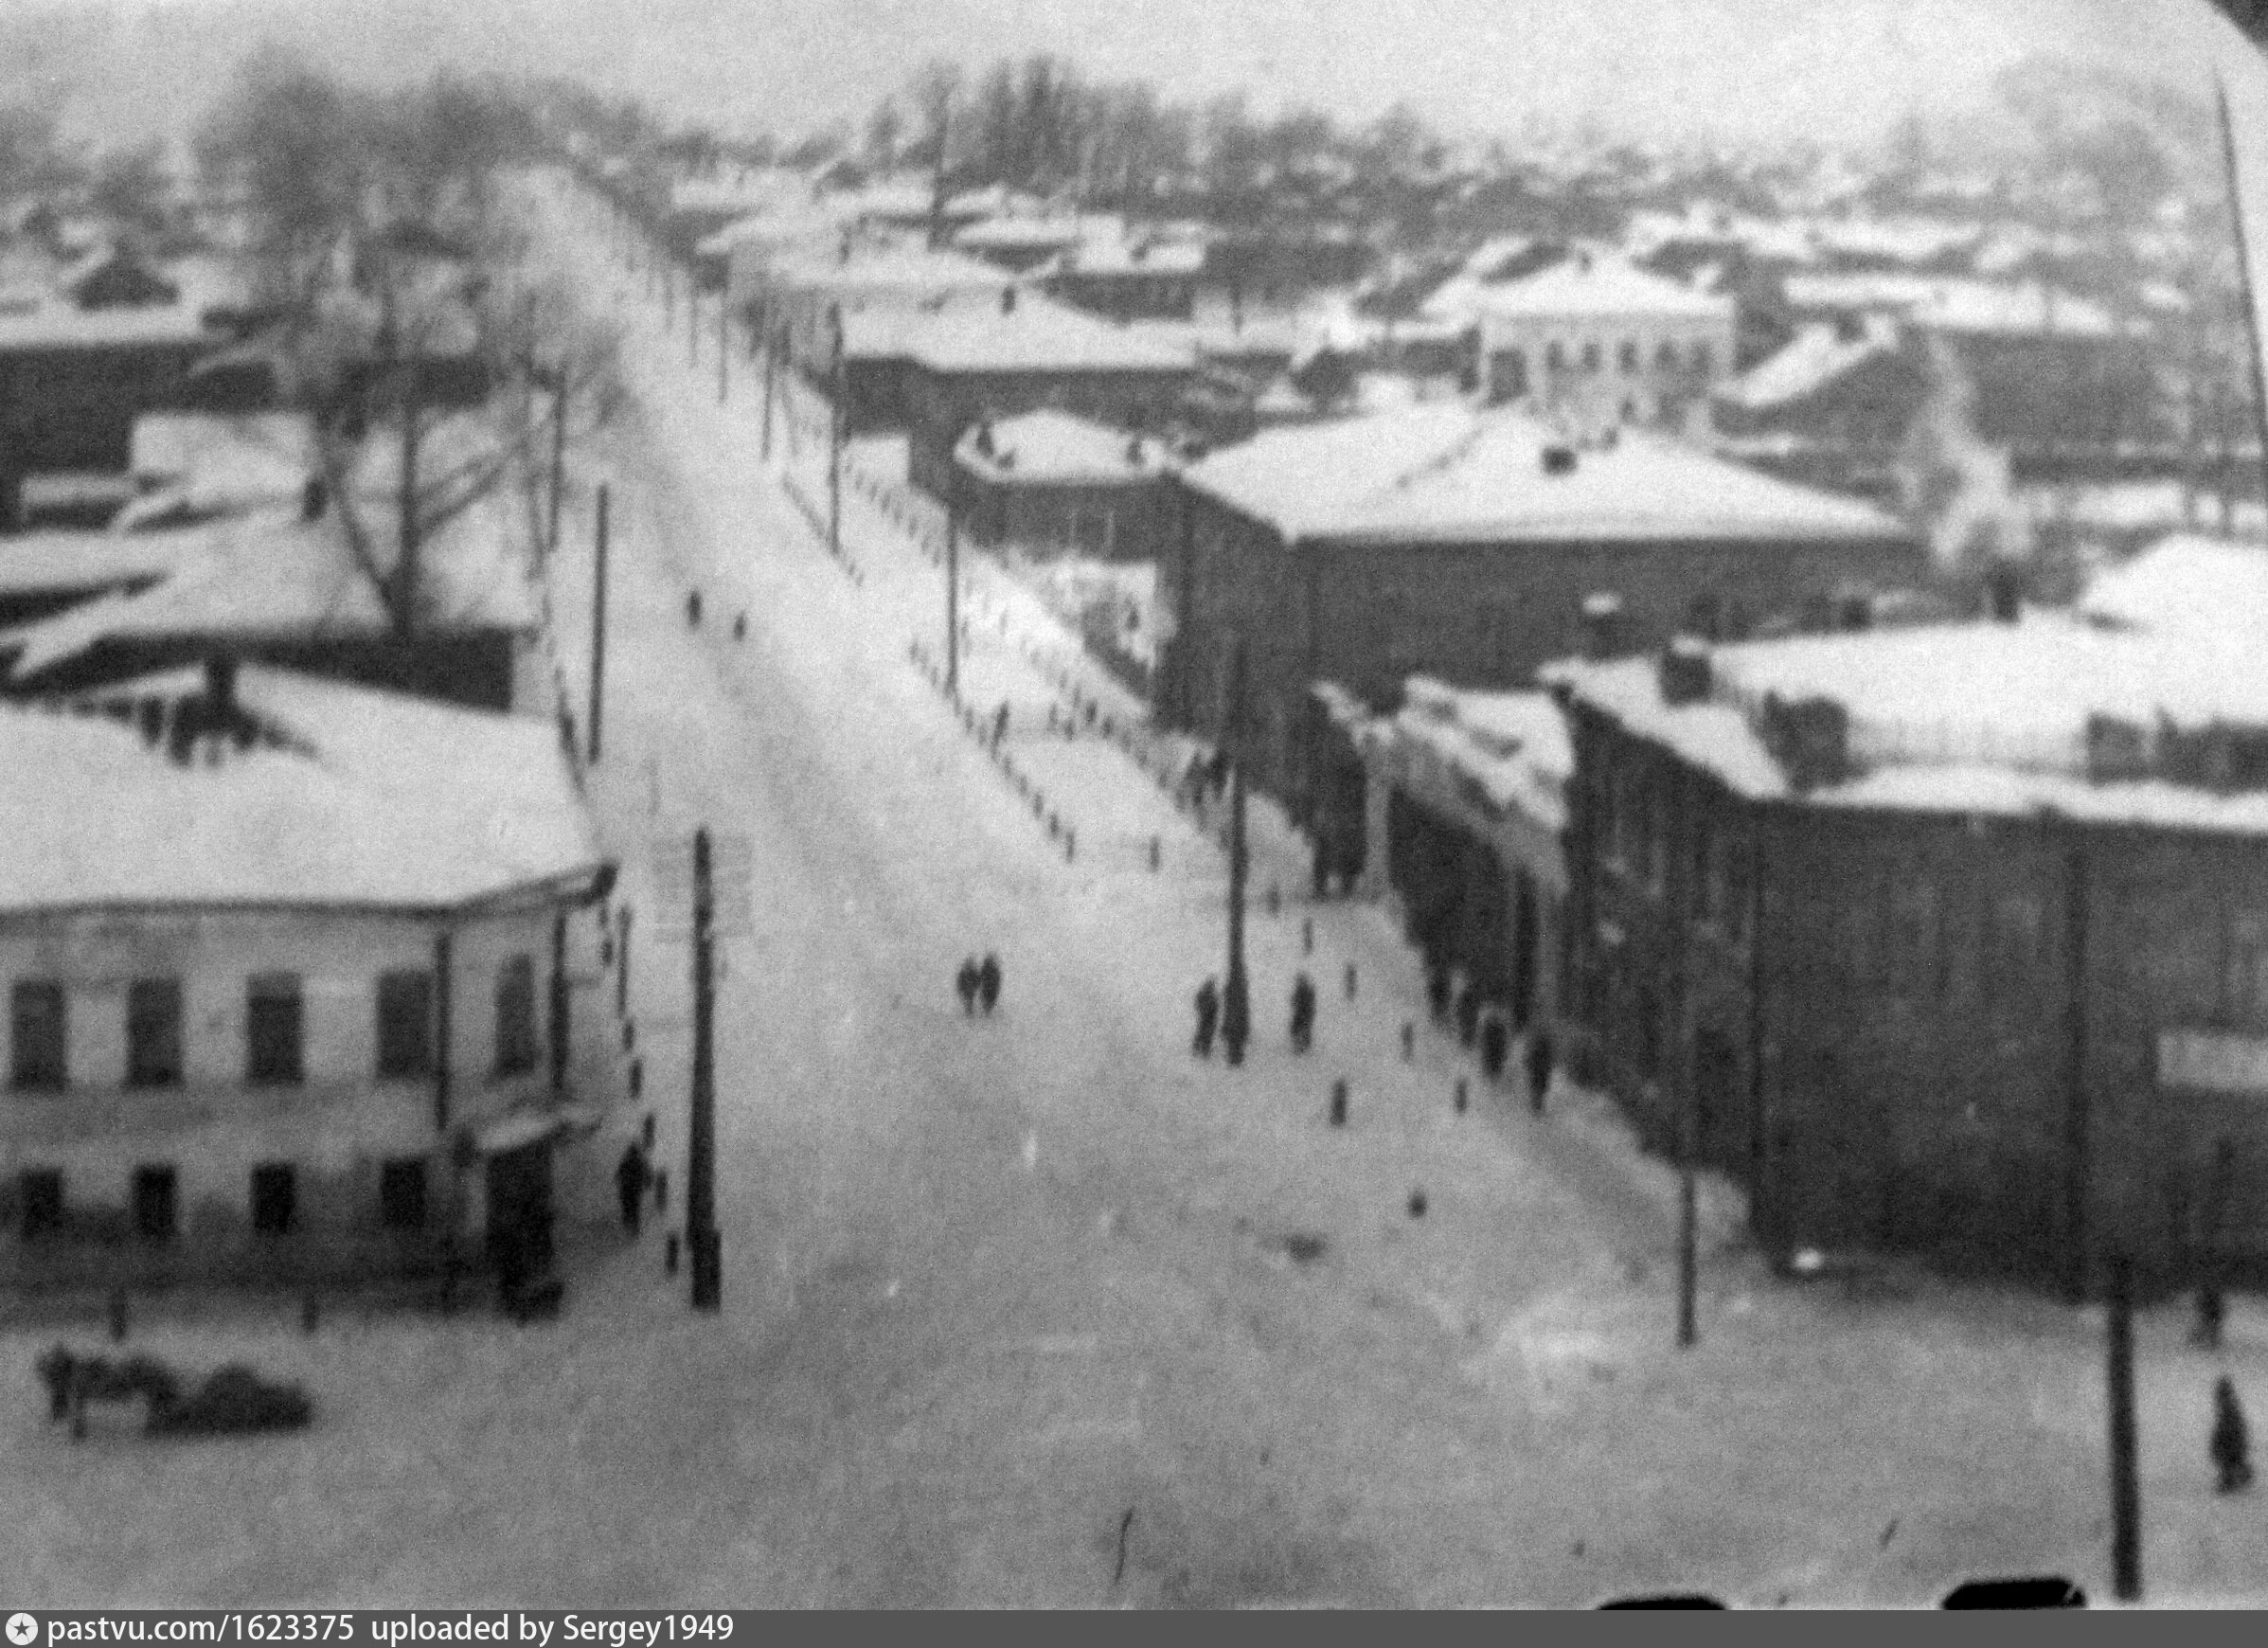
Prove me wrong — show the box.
[300,475,327,522]
[1837,588,1873,632]
[1542,444,1579,476]
[1659,636,1712,706]
[1001,284,1017,314]
[1760,691,1850,794]
[1579,591,1625,661]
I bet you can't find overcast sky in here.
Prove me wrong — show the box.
[15,0,2266,152]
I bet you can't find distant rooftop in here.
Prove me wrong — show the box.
[1715,319,1902,414]
[1180,404,1910,547]
[954,408,1174,486]
[0,664,601,913]
[1426,253,1732,326]
[903,295,1197,375]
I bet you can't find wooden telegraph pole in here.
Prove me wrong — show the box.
[587,483,610,765]
[2108,1251,2142,1603]
[1677,1120,1700,1348]
[945,482,961,699]
[545,378,567,564]
[1222,638,1251,1066]
[688,282,700,368]
[2213,72,2268,517]
[717,294,728,403]
[760,325,777,462]
[688,828,721,1312]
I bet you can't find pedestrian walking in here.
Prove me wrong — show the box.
[2195,1281,2227,1350]
[1221,974,1251,1066]
[1289,973,1316,1054]
[1425,965,1452,1024]
[1526,1029,1555,1114]
[955,957,980,1015]
[993,702,1010,745]
[686,589,703,626]
[615,1140,647,1236]
[1480,1011,1509,1083]
[977,953,1002,1013]
[1192,977,1220,1058]
[1455,983,1481,1048]
[2213,1376,2255,1494]
[1312,841,1330,900]
[733,612,747,640]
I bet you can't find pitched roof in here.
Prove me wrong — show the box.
[954,408,1173,485]
[1551,612,2268,834]
[1425,254,1732,326]
[903,295,1197,374]
[0,664,601,912]
[0,296,212,350]
[2078,534,2268,645]
[1714,320,1902,413]
[128,411,317,515]
[1180,404,1911,546]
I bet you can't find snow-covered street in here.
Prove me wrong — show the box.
[9,170,2268,1609]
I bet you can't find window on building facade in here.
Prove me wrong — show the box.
[1686,591,1723,641]
[245,973,304,1086]
[18,1168,62,1238]
[1656,340,1680,370]
[1692,342,1715,375]
[494,955,538,1077]
[1617,339,1639,373]
[9,980,65,1090]
[133,1165,176,1240]
[376,970,435,1080]
[1545,340,1566,373]
[380,1158,428,1230]
[125,977,183,1088]
[1580,340,1602,373]
[250,1163,295,1235]
[2227,913,2268,1025]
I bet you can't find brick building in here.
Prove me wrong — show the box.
[902,294,1196,502]
[0,662,616,1289]
[1548,601,2268,1291]
[1156,404,1924,857]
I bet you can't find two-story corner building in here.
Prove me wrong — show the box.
[902,293,1197,503]
[760,243,1030,381]
[1041,238,1206,324]
[1546,600,2268,1294]
[1427,251,1735,432]
[1155,404,1923,860]
[0,660,616,1290]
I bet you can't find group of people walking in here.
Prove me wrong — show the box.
[955,953,1003,1016]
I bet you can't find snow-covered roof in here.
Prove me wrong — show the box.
[1425,254,1731,326]
[1391,676,1572,830]
[1714,320,1900,413]
[670,175,799,219]
[0,297,212,350]
[953,215,1089,254]
[1180,404,1911,547]
[903,295,1197,374]
[1551,612,2268,833]
[0,664,602,914]
[954,408,1174,486]
[2079,534,2268,645]
[0,486,536,682]
[0,531,193,598]
[1043,239,1207,278]
[129,411,316,513]
[1780,274,2120,337]
[1807,216,1984,265]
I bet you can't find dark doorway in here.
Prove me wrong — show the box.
[250,1163,295,1235]
[133,1165,177,1240]
[485,1141,555,1288]
[19,1168,63,1238]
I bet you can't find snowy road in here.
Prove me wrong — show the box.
[12,175,2268,1609]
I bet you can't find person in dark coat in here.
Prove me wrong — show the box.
[2195,1281,2227,1350]
[616,1140,647,1235]
[977,953,1002,1013]
[993,702,1010,745]
[1221,972,1251,1066]
[686,589,703,626]
[2214,1376,2254,1494]
[1455,983,1481,1048]
[955,957,980,1015]
[1479,1011,1509,1082]
[1192,977,1220,1057]
[1289,973,1316,1053]
[1526,1029,1555,1112]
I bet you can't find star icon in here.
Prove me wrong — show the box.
[7,1614,38,1646]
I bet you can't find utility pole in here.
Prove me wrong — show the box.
[688,828,722,1312]
[688,283,699,369]
[2214,71,2268,518]
[1222,638,1251,1066]
[760,324,777,462]
[2107,1251,2142,1603]
[1677,1115,1699,1348]
[545,378,567,564]
[588,483,610,765]
[828,304,845,561]
[616,905,632,1020]
[717,294,728,403]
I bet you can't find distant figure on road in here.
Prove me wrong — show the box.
[1455,983,1481,1048]
[1425,965,1452,1024]
[1221,974,1251,1066]
[1527,1029,1555,1113]
[993,702,1010,746]
[2196,1281,2227,1350]
[1289,973,1316,1053]
[615,1140,647,1236]
[686,589,704,626]
[2214,1376,2254,1493]
[733,612,747,640]
[955,957,980,1015]
[1208,748,1230,797]
[977,953,1002,1014]
[1192,977,1220,1058]
[1480,1011,1509,1083]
